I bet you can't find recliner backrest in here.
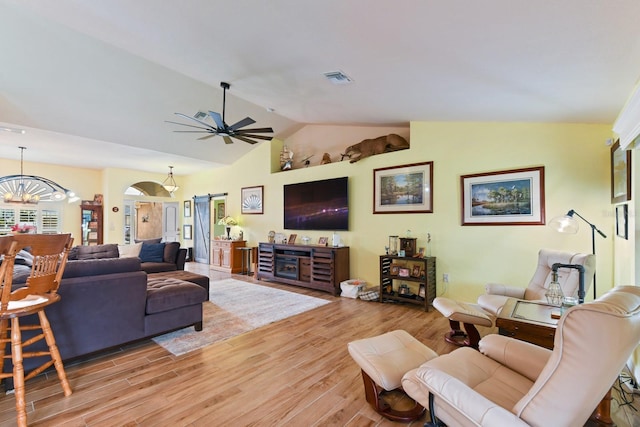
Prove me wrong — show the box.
[514,286,640,425]
[523,249,595,301]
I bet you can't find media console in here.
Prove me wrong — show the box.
[257,243,350,295]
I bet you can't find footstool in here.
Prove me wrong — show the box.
[148,271,210,297]
[347,330,438,422]
[433,297,494,349]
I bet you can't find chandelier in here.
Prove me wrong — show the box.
[0,147,76,204]
[162,166,179,194]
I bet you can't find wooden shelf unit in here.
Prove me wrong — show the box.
[379,255,436,311]
[257,243,349,295]
[80,204,103,246]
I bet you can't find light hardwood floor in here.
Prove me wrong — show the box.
[0,263,638,426]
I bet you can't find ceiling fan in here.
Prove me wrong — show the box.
[166,81,274,145]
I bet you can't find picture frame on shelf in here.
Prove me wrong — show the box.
[241,185,264,214]
[288,234,297,244]
[318,236,328,246]
[183,224,192,240]
[411,265,421,277]
[418,284,426,298]
[183,200,191,217]
[461,166,545,226]
[616,204,628,240]
[398,267,410,277]
[390,264,400,275]
[611,139,631,204]
[373,161,434,214]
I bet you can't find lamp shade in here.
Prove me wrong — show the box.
[549,213,579,234]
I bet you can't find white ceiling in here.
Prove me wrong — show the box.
[2,0,640,175]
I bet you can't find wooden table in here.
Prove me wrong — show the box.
[496,299,614,426]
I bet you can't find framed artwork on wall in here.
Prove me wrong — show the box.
[183,224,192,240]
[217,203,226,220]
[183,200,191,217]
[611,139,631,204]
[241,185,264,214]
[373,161,433,214]
[461,166,545,226]
[616,204,628,240]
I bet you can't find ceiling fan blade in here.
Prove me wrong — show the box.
[208,111,225,129]
[197,134,218,141]
[223,136,234,145]
[174,112,214,129]
[232,135,260,145]
[173,130,214,133]
[234,127,274,134]
[234,133,273,141]
[229,117,256,131]
[165,120,213,131]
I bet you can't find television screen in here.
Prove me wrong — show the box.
[284,177,348,231]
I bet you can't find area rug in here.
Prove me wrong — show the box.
[152,278,332,356]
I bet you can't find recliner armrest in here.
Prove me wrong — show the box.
[485,282,526,298]
[478,334,551,382]
[402,366,529,426]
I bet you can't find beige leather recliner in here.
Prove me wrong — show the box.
[402,286,640,427]
[434,249,596,349]
[478,248,596,316]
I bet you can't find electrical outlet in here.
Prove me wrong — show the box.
[443,273,450,283]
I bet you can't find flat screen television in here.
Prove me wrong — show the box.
[284,177,349,231]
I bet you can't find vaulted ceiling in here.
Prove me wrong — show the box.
[2,0,640,174]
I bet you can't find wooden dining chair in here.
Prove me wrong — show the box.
[0,233,73,427]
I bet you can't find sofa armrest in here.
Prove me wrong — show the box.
[485,282,526,298]
[402,366,529,426]
[478,334,551,382]
[176,248,187,270]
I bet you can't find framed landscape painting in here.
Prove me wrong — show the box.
[611,139,631,204]
[373,161,433,214]
[461,166,545,226]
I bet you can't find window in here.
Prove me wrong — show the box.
[0,204,62,235]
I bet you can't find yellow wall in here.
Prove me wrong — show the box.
[181,121,614,301]
[0,121,617,302]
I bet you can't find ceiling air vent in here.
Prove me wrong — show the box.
[323,70,354,85]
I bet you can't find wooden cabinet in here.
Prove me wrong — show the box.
[257,243,350,295]
[80,204,103,246]
[379,255,436,311]
[211,240,246,273]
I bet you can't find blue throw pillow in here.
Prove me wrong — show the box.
[139,242,165,263]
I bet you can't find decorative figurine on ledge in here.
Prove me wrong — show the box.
[341,134,409,163]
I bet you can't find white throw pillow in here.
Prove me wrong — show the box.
[118,242,143,258]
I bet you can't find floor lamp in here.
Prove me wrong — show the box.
[548,209,607,299]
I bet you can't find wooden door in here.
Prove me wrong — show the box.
[193,196,210,264]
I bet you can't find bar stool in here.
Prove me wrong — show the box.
[237,246,253,275]
[0,234,74,427]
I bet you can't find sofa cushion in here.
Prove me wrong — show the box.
[76,244,119,260]
[63,257,142,279]
[146,277,208,314]
[119,242,143,258]
[139,243,165,263]
[163,241,180,263]
[135,237,162,244]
